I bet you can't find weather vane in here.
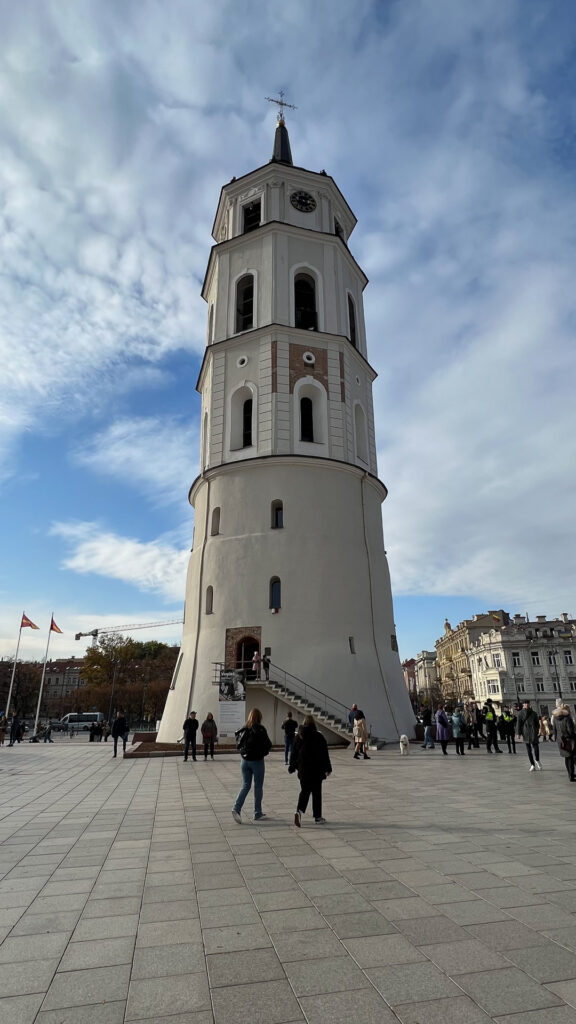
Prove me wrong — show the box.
[265,89,297,124]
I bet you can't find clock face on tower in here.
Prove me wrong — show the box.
[290,190,317,213]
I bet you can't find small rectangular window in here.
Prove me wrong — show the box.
[243,200,261,233]
[512,652,521,667]
[271,500,283,529]
[531,651,540,666]
[493,653,502,668]
[349,637,356,654]
[391,634,398,652]
[565,651,573,665]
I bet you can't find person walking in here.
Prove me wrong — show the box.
[103,722,111,742]
[89,723,95,742]
[112,711,128,758]
[435,705,451,755]
[43,724,54,743]
[466,703,480,749]
[483,699,503,753]
[516,699,542,771]
[8,715,21,747]
[290,716,332,826]
[281,711,298,765]
[451,705,467,756]
[474,704,486,741]
[232,708,272,823]
[348,703,359,728]
[183,711,199,762]
[353,710,370,760]
[552,703,576,782]
[201,712,218,760]
[501,706,517,754]
[421,706,435,749]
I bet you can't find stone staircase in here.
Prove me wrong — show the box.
[245,675,384,748]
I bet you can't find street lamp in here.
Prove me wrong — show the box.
[548,648,562,700]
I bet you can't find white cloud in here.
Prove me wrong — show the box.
[71,416,200,505]
[51,521,188,601]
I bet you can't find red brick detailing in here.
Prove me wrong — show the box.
[225,626,262,670]
[288,344,328,394]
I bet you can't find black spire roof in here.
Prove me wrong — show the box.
[270,118,293,166]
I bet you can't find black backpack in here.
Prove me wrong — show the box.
[236,725,271,760]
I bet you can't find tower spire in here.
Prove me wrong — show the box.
[266,90,296,166]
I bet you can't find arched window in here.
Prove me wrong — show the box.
[242,398,253,447]
[294,273,317,331]
[230,385,256,450]
[210,507,220,536]
[269,577,281,610]
[300,397,314,443]
[235,275,254,333]
[354,403,368,464]
[207,304,214,342]
[205,586,213,614]
[271,499,283,529]
[347,295,357,348]
[202,412,208,470]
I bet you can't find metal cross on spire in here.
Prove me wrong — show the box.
[265,90,297,124]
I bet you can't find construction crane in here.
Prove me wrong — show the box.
[75,619,183,645]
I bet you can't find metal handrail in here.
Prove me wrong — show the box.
[259,661,352,729]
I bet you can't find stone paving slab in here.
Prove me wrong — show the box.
[4,739,576,1021]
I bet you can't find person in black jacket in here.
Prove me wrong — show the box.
[552,703,576,781]
[183,711,199,762]
[289,715,332,826]
[111,711,128,758]
[232,708,272,823]
[282,712,298,765]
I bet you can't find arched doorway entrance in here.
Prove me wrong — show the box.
[236,636,260,679]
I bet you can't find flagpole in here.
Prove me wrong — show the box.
[5,613,24,719]
[34,616,54,736]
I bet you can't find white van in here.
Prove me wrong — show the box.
[59,712,104,732]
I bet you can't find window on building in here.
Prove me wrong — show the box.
[518,682,526,693]
[235,275,254,332]
[300,396,314,443]
[208,304,214,342]
[553,682,559,692]
[477,657,482,668]
[294,273,317,331]
[205,586,213,614]
[210,507,220,536]
[513,651,521,667]
[349,636,356,654]
[548,652,557,666]
[243,200,261,233]
[536,682,544,692]
[242,399,253,448]
[494,653,502,668]
[269,577,281,610]
[531,651,540,666]
[354,403,368,463]
[565,651,574,665]
[488,681,500,694]
[334,218,344,239]
[347,295,357,347]
[570,682,576,692]
[271,499,283,529]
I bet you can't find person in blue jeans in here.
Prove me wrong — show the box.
[421,706,435,749]
[282,712,298,765]
[232,708,272,823]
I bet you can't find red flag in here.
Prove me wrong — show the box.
[50,617,63,634]
[21,613,39,630]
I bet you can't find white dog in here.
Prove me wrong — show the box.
[399,735,410,756]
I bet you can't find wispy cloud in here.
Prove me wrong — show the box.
[71,416,199,505]
[51,521,188,601]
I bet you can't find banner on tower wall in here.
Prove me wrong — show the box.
[218,671,246,737]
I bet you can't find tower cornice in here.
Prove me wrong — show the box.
[195,322,378,393]
[189,454,388,506]
[211,162,357,243]
[201,220,368,302]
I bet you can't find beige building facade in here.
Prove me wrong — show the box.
[435,611,509,703]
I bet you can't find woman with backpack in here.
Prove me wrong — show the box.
[289,715,332,826]
[232,708,272,823]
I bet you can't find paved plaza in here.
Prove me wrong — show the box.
[3,740,576,1023]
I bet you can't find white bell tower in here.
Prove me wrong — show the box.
[158,109,415,744]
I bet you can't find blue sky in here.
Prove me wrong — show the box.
[1,0,575,665]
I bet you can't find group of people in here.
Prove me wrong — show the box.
[424,696,576,779]
[181,711,219,761]
[231,707,332,826]
[250,650,271,680]
[89,721,111,742]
